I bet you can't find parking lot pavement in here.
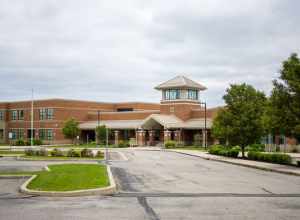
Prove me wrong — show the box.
[0,149,300,220]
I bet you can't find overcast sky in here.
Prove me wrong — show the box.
[0,0,299,107]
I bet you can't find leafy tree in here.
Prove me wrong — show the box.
[62,118,80,144]
[95,125,111,145]
[212,84,267,157]
[268,53,300,141]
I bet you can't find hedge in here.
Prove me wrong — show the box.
[208,145,240,158]
[164,140,177,148]
[247,151,291,165]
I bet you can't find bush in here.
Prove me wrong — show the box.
[247,151,292,165]
[25,148,36,156]
[67,149,80,157]
[33,139,43,146]
[209,145,240,158]
[15,139,25,146]
[36,148,48,156]
[118,140,130,148]
[96,151,104,158]
[80,148,94,157]
[51,148,64,157]
[164,140,177,148]
[246,144,265,152]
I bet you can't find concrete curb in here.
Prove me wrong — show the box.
[0,175,32,179]
[19,165,117,197]
[169,150,300,177]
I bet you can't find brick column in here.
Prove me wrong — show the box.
[174,130,182,143]
[164,129,171,143]
[148,130,155,146]
[136,130,146,146]
[114,130,120,146]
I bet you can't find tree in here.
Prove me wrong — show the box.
[62,118,80,144]
[268,53,300,141]
[95,125,111,145]
[212,84,267,157]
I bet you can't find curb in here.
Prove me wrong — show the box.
[0,175,32,179]
[169,150,300,177]
[19,165,117,197]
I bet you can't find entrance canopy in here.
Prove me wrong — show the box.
[141,114,212,130]
[79,120,143,130]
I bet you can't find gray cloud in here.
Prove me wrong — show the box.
[0,0,299,107]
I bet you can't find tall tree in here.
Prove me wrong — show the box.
[212,84,267,157]
[62,118,80,144]
[95,125,111,145]
[269,53,300,141]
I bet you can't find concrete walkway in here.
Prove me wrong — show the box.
[169,149,300,176]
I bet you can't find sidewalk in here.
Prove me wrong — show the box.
[169,149,300,176]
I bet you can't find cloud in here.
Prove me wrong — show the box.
[0,0,299,107]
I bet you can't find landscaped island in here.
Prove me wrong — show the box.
[27,164,109,191]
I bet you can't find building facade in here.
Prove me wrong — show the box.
[0,76,219,146]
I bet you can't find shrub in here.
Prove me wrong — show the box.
[208,145,239,158]
[80,148,94,157]
[164,140,177,148]
[118,140,130,148]
[25,148,36,156]
[96,151,104,158]
[33,139,43,146]
[67,149,80,157]
[247,151,291,165]
[51,148,64,157]
[15,139,25,146]
[36,148,48,156]
[246,144,265,152]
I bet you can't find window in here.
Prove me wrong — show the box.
[0,129,3,140]
[188,89,198,100]
[165,89,180,100]
[0,111,4,120]
[10,129,24,140]
[117,108,133,112]
[12,110,17,120]
[11,110,24,120]
[39,108,54,120]
[39,129,53,140]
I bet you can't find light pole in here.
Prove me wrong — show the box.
[97,110,100,148]
[200,101,207,149]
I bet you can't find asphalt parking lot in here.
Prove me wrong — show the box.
[0,149,300,220]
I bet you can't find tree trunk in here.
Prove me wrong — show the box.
[242,146,245,158]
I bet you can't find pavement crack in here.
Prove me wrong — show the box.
[137,196,160,220]
[261,187,273,194]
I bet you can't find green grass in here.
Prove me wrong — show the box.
[47,144,116,148]
[21,155,104,160]
[27,164,109,191]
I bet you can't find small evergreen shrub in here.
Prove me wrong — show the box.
[67,149,80,157]
[118,140,130,148]
[209,145,240,158]
[15,139,25,146]
[80,148,94,157]
[51,148,64,157]
[164,140,177,148]
[33,139,43,146]
[96,151,104,158]
[247,151,291,165]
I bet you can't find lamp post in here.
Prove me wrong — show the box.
[200,101,207,149]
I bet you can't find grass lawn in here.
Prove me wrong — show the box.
[27,164,109,191]
[47,144,116,148]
